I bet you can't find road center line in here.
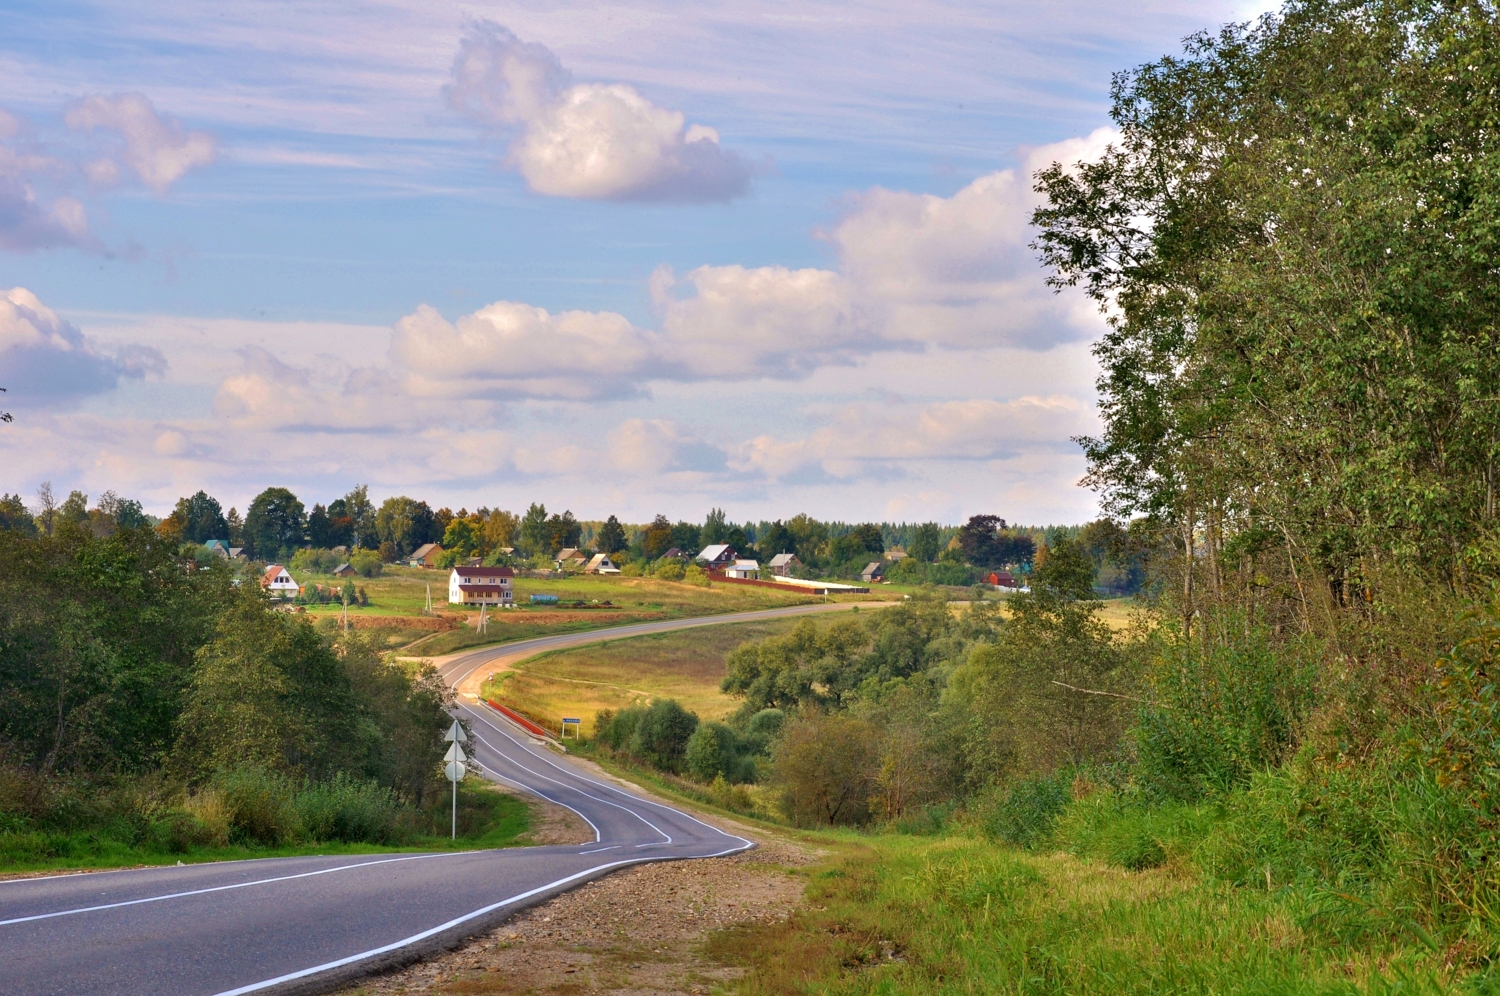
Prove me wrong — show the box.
[0,852,470,928]
[210,840,755,996]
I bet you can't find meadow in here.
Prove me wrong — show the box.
[481,617,808,736]
[291,565,874,653]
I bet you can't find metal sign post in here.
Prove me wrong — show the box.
[444,721,468,839]
[560,717,581,740]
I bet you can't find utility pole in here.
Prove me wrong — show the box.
[443,720,468,839]
[425,582,433,616]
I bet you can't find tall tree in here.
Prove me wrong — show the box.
[908,522,942,564]
[1032,0,1500,594]
[702,507,728,546]
[173,490,229,544]
[518,503,548,556]
[642,514,674,559]
[374,497,436,558]
[244,487,307,560]
[546,510,582,554]
[341,484,376,549]
[597,514,626,554]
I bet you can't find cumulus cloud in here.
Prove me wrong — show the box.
[607,418,726,475]
[65,93,217,193]
[0,287,165,402]
[733,395,1096,481]
[390,301,656,401]
[0,111,94,252]
[445,22,752,202]
[652,264,879,378]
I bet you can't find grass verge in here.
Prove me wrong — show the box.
[707,831,1483,995]
[0,782,531,876]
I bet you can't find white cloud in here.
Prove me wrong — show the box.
[390,301,656,401]
[0,111,95,252]
[607,418,726,475]
[446,21,752,202]
[823,126,1118,349]
[0,287,164,403]
[733,395,1097,480]
[64,93,217,193]
[653,264,877,378]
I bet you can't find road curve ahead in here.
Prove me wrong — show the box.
[437,599,879,699]
[0,603,877,996]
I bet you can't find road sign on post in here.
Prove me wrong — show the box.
[444,722,468,839]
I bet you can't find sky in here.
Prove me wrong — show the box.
[0,0,1275,526]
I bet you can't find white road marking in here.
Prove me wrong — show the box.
[0,852,469,927]
[464,721,673,844]
[210,841,754,996]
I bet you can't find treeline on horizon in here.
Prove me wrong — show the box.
[0,484,1148,593]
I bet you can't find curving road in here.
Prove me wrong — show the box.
[0,602,874,996]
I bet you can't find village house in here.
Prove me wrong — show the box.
[332,563,356,577]
[554,548,587,570]
[583,553,621,575]
[696,544,738,570]
[724,559,760,579]
[260,565,300,598]
[409,543,444,568]
[448,565,514,607]
[987,570,1019,589]
[767,552,800,576]
[861,562,886,583]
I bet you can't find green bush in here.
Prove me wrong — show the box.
[978,771,1072,849]
[654,559,685,582]
[294,773,402,844]
[213,768,304,846]
[598,699,700,774]
[1134,622,1320,799]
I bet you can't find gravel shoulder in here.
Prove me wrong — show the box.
[334,794,819,996]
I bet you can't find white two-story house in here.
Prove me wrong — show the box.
[448,565,514,607]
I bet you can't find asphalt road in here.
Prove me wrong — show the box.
[0,601,874,996]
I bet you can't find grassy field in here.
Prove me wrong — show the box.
[709,831,1461,995]
[482,617,805,735]
[0,781,531,875]
[289,566,867,653]
[478,597,1147,735]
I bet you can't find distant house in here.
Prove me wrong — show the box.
[887,550,908,562]
[448,566,514,607]
[465,556,484,567]
[861,562,886,583]
[662,547,684,560]
[228,547,246,560]
[696,544,738,570]
[767,552,800,576]
[204,539,231,558]
[724,559,760,579]
[260,565,300,598]
[987,571,1019,589]
[583,553,621,575]
[332,563,356,578]
[409,543,444,568]
[554,548,587,569]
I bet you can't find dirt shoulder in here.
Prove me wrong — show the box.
[335,803,819,996]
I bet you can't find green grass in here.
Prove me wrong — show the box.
[293,566,881,654]
[0,782,531,875]
[480,617,805,734]
[708,830,1479,995]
